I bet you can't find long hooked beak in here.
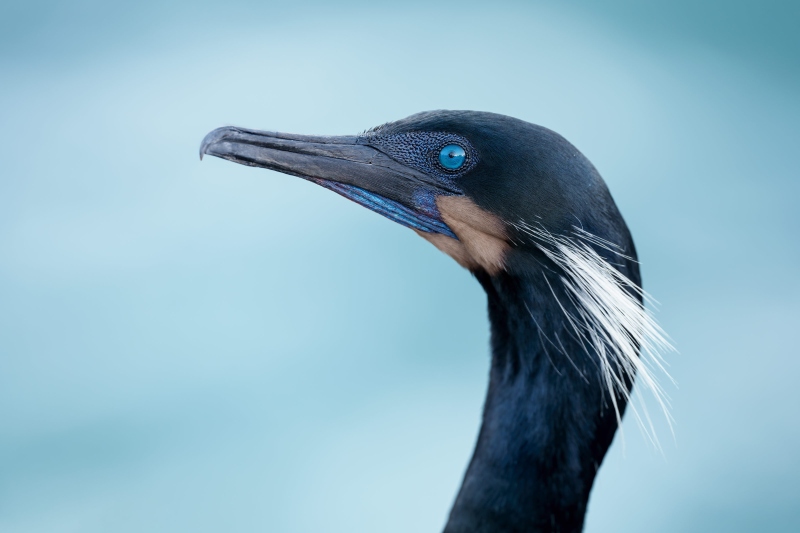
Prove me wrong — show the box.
[200,126,458,237]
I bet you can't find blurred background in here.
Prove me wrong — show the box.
[1,1,798,531]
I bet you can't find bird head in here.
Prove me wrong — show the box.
[201,109,673,457]
[200,110,635,278]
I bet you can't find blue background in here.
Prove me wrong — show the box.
[2,1,798,531]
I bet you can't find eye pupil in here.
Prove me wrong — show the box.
[439,144,466,170]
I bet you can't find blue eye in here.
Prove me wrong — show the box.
[438,144,466,170]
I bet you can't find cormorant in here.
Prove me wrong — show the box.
[200,111,671,533]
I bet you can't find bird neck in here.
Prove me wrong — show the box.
[443,270,627,533]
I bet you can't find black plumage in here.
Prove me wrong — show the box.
[201,111,654,533]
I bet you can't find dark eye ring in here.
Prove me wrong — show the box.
[438,144,466,170]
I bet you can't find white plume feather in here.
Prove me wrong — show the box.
[512,220,676,448]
